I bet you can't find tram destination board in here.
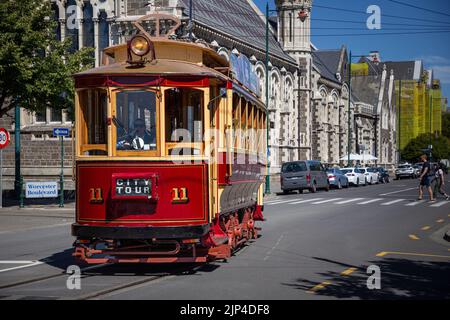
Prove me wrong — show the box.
[112,174,155,200]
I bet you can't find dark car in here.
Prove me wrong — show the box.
[281,160,330,194]
[375,167,390,183]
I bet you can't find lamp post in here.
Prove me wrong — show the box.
[265,3,278,195]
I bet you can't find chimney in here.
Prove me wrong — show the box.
[369,51,381,63]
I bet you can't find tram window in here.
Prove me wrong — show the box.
[78,89,108,156]
[115,90,158,152]
[232,94,240,149]
[241,101,247,149]
[165,88,203,144]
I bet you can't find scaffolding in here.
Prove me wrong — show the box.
[351,63,369,76]
[397,79,444,152]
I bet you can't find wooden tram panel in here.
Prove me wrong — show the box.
[72,21,267,264]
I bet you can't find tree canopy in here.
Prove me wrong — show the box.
[401,133,450,162]
[0,0,94,118]
[442,111,450,140]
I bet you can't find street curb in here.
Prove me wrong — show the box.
[444,230,450,242]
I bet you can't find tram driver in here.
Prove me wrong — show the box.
[117,118,156,151]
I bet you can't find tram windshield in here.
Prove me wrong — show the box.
[115,90,158,152]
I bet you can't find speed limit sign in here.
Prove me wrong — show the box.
[0,128,10,149]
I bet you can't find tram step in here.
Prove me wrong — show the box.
[211,235,229,245]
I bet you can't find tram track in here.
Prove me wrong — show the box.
[74,264,202,300]
[0,263,110,290]
[0,261,202,300]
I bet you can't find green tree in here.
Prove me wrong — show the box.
[402,133,450,162]
[442,112,450,139]
[0,0,94,118]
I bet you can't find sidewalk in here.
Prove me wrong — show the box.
[0,207,74,234]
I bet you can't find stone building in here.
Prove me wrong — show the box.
[351,54,397,167]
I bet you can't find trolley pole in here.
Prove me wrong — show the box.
[189,0,193,41]
[59,136,64,208]
[264,3,271,195]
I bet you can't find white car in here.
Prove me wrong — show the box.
[360,167,379,185]
[341,168,367,186]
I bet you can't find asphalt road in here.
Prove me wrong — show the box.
[0,178,449,300]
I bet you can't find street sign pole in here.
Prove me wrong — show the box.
[59,136,64,208]
[0,149,3,208]
[0,128,11,208]
[53,127,69,208]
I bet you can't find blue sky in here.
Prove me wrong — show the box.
[254,0,450,101]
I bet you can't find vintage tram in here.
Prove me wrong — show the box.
[72,14,267,264]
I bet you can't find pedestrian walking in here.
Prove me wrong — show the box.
[433,163,450,200]
[418,154,435,202]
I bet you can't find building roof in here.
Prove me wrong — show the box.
[178,0,296,64]
[312,49,343,84]
[384,60,422,81]
[351,75,382,107]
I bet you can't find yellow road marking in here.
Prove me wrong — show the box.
[376,251,450,259]
[436,219,444,223]
[341,268,357,276]
[421,226,431,231]
[409,234,420,240]
[376,252,389,257]
[307,281,332,293]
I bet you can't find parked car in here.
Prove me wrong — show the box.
[327,168,349,189]
[281,160,330,194]
[395,164,416,179]
[360,167,379,185]
[341,168,367,186]
[412,164,422,177]
[375,167,390,183]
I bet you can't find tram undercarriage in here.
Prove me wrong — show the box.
[73,206,262,264]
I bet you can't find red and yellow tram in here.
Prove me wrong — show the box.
[72,15,267,264]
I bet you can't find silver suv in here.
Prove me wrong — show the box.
[281,160,330,194]
[395,164,416,180]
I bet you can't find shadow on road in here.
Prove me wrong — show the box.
[283,257,450,299]
[41,248,221,277]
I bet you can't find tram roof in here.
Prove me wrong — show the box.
[74,59,228,80]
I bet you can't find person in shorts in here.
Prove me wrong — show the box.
[418,155,435,202]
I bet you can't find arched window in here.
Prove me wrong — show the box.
[255,64,266,100]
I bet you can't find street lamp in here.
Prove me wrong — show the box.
[264,3,279,195]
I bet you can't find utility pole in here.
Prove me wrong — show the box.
[265,2,271,195]
[398,79,402,162]
[14,105,21,199]
[347,51,352,166]
[429,88,433,161]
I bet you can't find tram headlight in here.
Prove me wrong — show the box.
[130,35,151,57]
